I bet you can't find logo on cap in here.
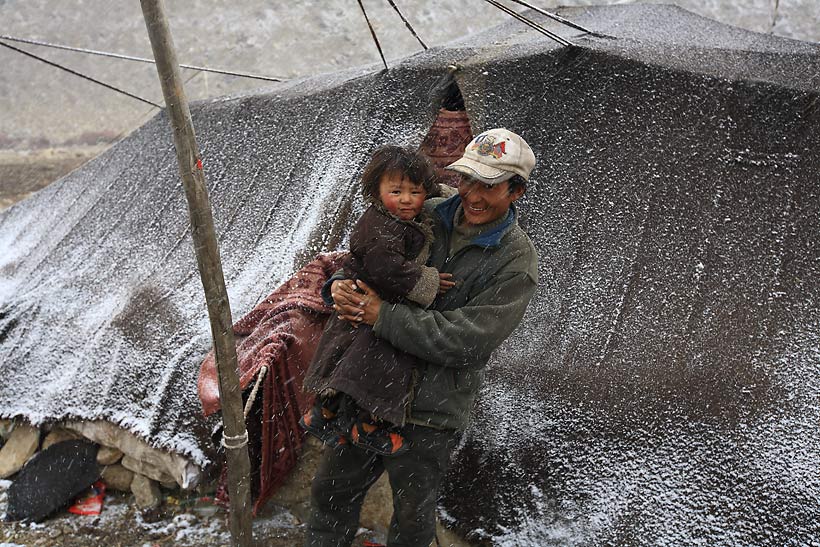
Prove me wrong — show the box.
[471,135,506,159]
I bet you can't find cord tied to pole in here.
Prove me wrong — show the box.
[221,430,250,450]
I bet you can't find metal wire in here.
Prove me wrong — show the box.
[109,67,204,145]
[503,0,594,34]
[770,0,781,33]
[385,0,428,50]
[357,0,389,70]
[0,40,162,108]
[0,34,285,82]
[483,0,573,47]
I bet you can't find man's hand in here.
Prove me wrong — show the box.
[331,279,382,326]
[438,272,455,294]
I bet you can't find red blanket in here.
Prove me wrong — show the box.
[197,252,345,513]
[420,108,473,188]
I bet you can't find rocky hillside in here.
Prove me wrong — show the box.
[1,0,817,151]
[1,0,816,209]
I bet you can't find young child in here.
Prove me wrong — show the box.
[301,145,452,456]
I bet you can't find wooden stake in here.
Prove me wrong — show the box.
[139,1,253,546]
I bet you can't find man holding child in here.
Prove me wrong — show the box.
[305,128,539,547]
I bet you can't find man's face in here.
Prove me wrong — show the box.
[378,171,426,221]
[457,175,525,225]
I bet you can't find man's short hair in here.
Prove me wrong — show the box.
[507,174,527,194]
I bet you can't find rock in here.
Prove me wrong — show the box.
[121,454,177,486]
[140,506,164,524]
[0,419,13,440]
[41,428,80,451]
[361,474,393,535]
[269,436,393,535]
[288,501,312,526]
[131,473,161,509]
[101,464,134,492]
[65,420,199,489]
[192,499,219,518]
[435,520,474,547]
[96,445,123,465]
[0,424,40,479]
[267,436,322,507]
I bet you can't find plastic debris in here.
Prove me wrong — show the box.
[68,480,106,516]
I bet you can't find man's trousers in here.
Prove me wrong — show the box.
[304,424,459,547]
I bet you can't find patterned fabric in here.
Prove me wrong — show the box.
[197,252,346,513]
[419,108,473,188]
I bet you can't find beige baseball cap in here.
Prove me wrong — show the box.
[445,128,536,185]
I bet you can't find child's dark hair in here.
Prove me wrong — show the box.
[360,145,439,201]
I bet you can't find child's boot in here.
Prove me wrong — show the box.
[350,420,409,456]
[299,404,346,447]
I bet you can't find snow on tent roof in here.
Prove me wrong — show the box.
[0,4,819,543]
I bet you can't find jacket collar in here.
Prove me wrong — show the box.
[434,195,517,249]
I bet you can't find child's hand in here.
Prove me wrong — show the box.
[438,273,455,294]
[332,279,382,326]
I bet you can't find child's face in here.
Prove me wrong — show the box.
[378,171,426,221]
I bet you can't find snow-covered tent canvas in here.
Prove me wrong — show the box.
[0,4,818,544]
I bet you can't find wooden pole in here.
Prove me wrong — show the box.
[138,1,253,546]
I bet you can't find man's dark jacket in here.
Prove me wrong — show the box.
[374,195,538,430]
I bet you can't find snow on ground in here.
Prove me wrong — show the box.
[0,479,308,547]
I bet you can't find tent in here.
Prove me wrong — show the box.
[1,4,818,544]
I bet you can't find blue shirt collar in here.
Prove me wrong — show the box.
[434,194,516,248]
